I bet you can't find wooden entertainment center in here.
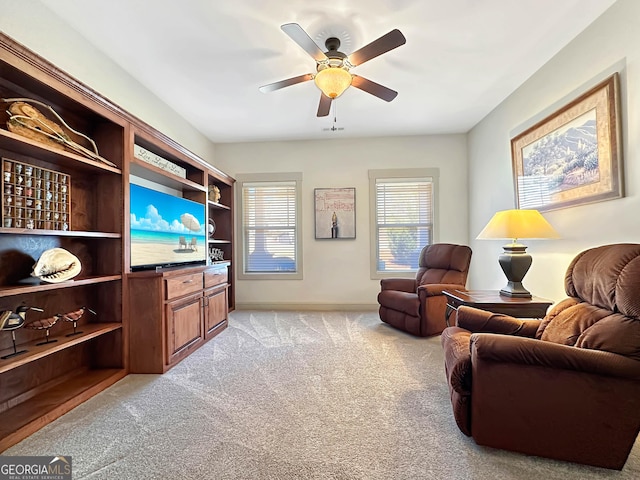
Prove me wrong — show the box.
[0,33,235,450]
[128,263,230,374]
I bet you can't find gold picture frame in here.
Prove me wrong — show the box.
[511,73,622,212]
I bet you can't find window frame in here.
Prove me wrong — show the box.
[236,172,303,280]
[369,168,439,279]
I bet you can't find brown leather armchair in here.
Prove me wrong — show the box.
[378,243,472,337]
[441,243,640,470]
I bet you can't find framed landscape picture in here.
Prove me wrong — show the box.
[511,73,622,212]
[314,187,356,239]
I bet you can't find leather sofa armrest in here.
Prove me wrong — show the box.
[380,278,416,293]
[418,283,466,297]
[471,333,640,380]
[456,306,540,337]
[441,327,473,395]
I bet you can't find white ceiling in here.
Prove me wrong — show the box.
[40,0,617,144]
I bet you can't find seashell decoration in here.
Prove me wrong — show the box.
[31,247,81,283]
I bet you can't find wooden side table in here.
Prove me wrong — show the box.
[443,289,553,327]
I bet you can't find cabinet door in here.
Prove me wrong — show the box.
[204,286,228,339]
[165,293,203,365]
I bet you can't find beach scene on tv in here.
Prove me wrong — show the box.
[130,183,207,268]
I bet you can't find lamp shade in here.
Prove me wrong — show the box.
[477,209,559,298]
[476,209,559,243]
[314,68,352,99]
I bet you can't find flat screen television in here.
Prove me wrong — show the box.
[130,183,207,270]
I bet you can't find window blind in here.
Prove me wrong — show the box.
[242,181,297,273]
[375,177,433,272]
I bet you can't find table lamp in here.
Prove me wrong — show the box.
[477,209,559,298]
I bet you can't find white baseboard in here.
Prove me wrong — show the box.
[234,303,379,312]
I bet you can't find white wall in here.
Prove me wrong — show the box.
[0,1,469,310]
[0,0,216,163]
[215,135,468,309]
[8,0,632,309]
[467,0,638,301]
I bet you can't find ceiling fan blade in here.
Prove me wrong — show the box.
[348,29,406,66]
[317,93,332,117]
[259,73,314,93]
[281,23,328,62]
[351,75,398,102]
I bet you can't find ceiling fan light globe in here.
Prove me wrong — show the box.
[314,68,352,99]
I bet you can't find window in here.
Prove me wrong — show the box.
[236,173,302,279]
[369,168,439,278]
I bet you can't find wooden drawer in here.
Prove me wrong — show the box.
[165,272,203,299]
[204,267,228,288]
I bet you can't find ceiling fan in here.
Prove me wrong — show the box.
[259,23,406,117]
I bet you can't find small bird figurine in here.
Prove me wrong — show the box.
[58,306,96,337]
[25,315,60,346]
[1,305,44,359]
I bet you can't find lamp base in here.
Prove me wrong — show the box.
[498,244,532,298]
[500,282,532,298]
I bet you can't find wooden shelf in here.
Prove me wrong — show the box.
[0,129,121,174]
[0,322,122,374]
[0,367,126,451]
[208,200,231,210]
[0,275,122,297]
[207,175,234,312]
[0,227,120,238]
[130,158,206,192]
[0,32,234,451]
[208,238,231,244]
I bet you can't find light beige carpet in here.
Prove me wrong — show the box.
[4,310,639,479]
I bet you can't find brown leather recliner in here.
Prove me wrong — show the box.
[378,243,472,337]
[441,243,640,470]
